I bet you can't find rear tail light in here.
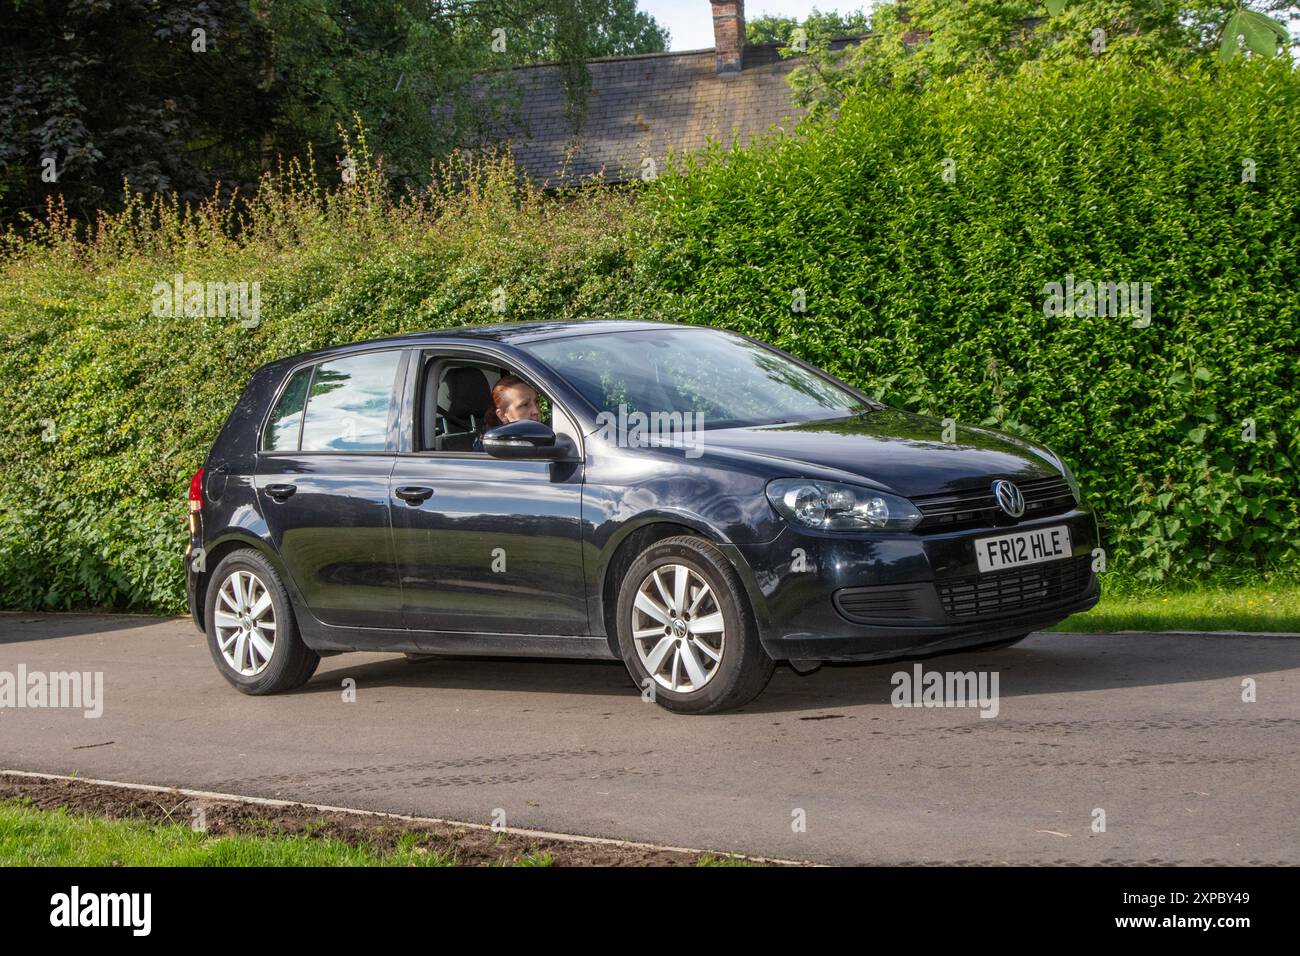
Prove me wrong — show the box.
[185,468,207,569]
[189,468,204,513]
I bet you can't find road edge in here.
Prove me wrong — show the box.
[1,769,816,867]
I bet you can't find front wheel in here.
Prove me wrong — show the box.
[616,535,774,714]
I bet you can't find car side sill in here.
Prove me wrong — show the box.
[302,625,619,661]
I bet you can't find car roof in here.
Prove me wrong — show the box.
[262,318,705,371]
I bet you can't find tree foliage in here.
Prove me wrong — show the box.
[776,0,1296,111]
[0,0,669,221]
[745,6,871,45]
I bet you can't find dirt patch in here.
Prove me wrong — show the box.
[0,773,769,866]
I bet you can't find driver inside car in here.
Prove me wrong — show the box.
[488,375,542,426]
[473,375,541,451]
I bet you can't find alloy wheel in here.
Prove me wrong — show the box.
[214,570,277,676]
[631,563,725,693]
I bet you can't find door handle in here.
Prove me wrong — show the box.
[395,485,434,504]
[265,483,297,501]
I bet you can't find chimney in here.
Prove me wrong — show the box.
[711,0,745,76]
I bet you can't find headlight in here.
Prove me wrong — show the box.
[766,478,922,532]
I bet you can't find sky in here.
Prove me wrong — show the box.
[639,1,1299,54]
[640,1,873,51]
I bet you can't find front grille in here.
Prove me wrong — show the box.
[833,583,932,626]
[938,556,1092,620]
[912,476,1075,533]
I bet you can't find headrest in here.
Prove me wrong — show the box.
[445,366,493,420]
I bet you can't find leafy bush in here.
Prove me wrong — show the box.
[0,148,652,613]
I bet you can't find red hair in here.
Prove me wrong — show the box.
[484,375,535,428]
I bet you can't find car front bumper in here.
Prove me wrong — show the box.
[734,508,1101,662]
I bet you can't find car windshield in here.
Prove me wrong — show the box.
[522,327,872,430]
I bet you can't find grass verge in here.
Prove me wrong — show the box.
[0,776,761,867]
[0,800,464,866]
[1049,582,1300,633]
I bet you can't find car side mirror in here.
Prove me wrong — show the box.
[482,420,575,461]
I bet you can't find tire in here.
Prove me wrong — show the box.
[971,632,1031,652]
[615,535,774,714]
[204,549,320,695]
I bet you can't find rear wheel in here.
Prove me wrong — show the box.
[205,549,319,695]
[616,535,773,714]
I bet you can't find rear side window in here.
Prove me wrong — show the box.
[263,366,312,451]
[299,351,402,452]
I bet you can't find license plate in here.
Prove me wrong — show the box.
[975,525,1072,573]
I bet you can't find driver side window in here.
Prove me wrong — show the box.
[416,356,552,453]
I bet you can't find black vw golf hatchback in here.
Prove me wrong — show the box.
[187,320,1099,713]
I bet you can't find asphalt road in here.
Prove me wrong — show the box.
[2,612,1297,865]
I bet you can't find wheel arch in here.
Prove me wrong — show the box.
[596,514,770,659]
[194,532,307,634]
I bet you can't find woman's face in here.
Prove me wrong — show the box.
[497,384,541,424]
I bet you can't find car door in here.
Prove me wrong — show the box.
[255,348,409,630]
[388,350,588,635]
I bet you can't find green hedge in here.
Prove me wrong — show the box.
[637,57,1300,585]
[0,159,652,612]
[1,58,1297,614]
